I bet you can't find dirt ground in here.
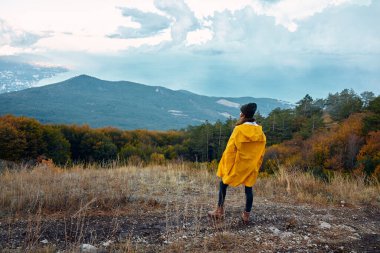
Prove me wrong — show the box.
[1,197,379,253]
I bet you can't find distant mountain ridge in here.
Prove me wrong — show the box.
[0,75,293,130]
[0,58,68,93]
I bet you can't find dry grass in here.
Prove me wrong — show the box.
[0,163,379,217]
[0,162,379,252]
[256,166,380,206]
[0,162,215,216]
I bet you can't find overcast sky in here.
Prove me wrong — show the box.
[0,0,379,102]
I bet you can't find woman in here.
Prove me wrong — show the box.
[208,102,266,224]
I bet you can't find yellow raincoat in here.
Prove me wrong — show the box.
[217,123,266,187]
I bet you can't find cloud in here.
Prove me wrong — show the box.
[0,0,378,102]
[0,19,47,47]
[109,0,200,44]
[154,0,200,43]
[95,1,379,101]
[186,28,213,45]
[249,0,373,32]
[108,8,171,38]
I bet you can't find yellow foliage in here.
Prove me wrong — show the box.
[150,153,166,165]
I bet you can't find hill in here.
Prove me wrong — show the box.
[0,75,292,130]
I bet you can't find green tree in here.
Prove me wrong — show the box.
[42,125,71,165]
[262,108,297,145]
[79,131,117,162]
[360,91,375,108]
[363,96,380,134]
[325,89,363,121]
[59,125,90,161]
[119,144,142,161]
[294,95,324,139]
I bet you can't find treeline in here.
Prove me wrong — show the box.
[263,93,380,179]
[0,117,189,165]
[0,89,379,178]
[261,90,375,145]
[0,113,238,165]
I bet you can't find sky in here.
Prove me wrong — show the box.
[0,0,379,102]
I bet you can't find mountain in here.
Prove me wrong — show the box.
[0,58,67,93]
[0,75,293,130]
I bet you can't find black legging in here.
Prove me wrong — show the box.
[218,181,253,212]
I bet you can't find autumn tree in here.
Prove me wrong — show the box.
[0,118,26,161]
[356,131,380,178]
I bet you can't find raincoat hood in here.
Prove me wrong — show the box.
[235,124,266,143]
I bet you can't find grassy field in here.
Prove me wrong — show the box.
[0,162,379,252]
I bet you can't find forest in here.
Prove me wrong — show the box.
[0,89,379,179]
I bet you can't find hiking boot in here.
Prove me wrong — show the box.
[241,211,250,224]
[207,206,225,220]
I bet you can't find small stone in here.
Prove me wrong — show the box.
[304,236,310,240]
[102,240,113,247]
[255,237,260,241]
[40,239,48,244]
[80,244,98,253]
[182,235,187,239]
[338,224,356,232]
[269,226,281,235]
[348,233,361,240]
[280,232,293,238]
[319,221,332,229]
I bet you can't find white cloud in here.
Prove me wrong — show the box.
[0,45,37,56]
[154,0,199,43]
[184,0,251,18]
[248,0,373,32]
[186,28,213,45]
[0,19,45,47]
[186,0,374,33]
[0,0,374,55]
[109,7,171,38]
[0,0,130,36]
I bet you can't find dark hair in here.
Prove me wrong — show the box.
[236,117,255,126]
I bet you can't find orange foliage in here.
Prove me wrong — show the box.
[264,113,367,172]
[356,131,380,178]
[357,131,380,160]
